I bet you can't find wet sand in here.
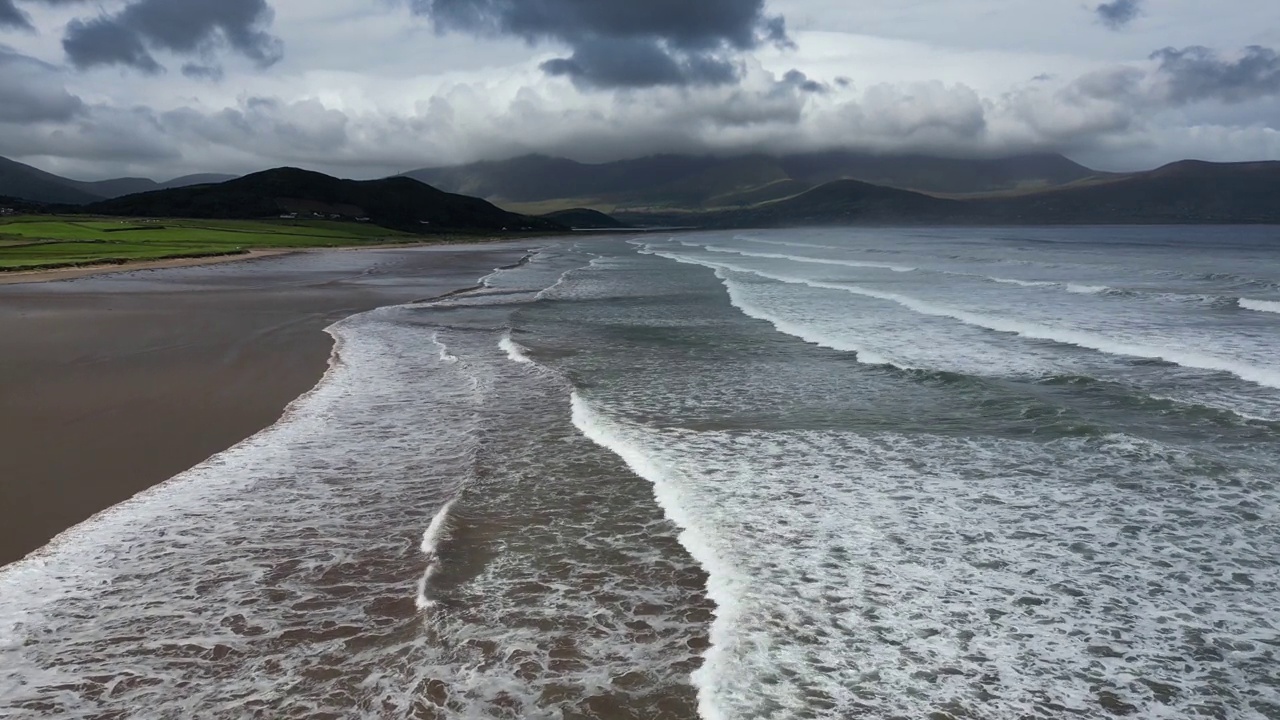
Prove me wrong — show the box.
[0,244,533,566]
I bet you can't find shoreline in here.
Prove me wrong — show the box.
[0,242,534,566]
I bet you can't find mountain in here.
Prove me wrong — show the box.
[0,156,104,205]
[0,156,243,204]
[978,160,1280,224]
[76,174,239,199]
[538,208,626,229]
[159,173,238,190]
[652,159,1280,227]
[86,167,567,233]
[403,151,1102,211]
[76,177,161,199]
[775,151,1101,195]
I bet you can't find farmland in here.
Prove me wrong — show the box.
[0,216,418,271]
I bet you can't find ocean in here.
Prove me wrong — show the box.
[3,227,1279,719]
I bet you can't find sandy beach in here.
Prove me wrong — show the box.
[0,243,532,567]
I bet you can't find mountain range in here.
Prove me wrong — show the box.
[400,152,1103,213]
[2,151,1278,227]
[0,156,236,205]
[621,159,1280,227]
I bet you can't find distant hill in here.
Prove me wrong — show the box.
[538,208,626,229]
[159,173,238,190]
[977,160,1280,224]
[661,159,1280,227]
[403,151,1102,211]
[0,157,103,205]
[77,173,239,199]
[86,167,566,233]
[0,155,242,204]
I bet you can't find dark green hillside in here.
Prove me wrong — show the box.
[538,208,626,229]
[87,167,566,233]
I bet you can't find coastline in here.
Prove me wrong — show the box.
[0,242,534,566]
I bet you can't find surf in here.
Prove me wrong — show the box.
[652,249,1280,392]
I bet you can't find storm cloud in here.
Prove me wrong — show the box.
[1095,0,1142,29]
[0,46,84,122]
[0,0,31,30]
[4,0,1280,180]
[408,0,788,87]
[1152,45,1280,104]
[61,0,282,75]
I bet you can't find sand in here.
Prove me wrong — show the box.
[0,243,534,566]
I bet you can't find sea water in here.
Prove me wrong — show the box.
[3,227,1279,719]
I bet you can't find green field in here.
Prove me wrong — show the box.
[0,216,421,271]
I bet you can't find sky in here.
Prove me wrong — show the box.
[2,0,1279,181]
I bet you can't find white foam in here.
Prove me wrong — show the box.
[653,250,1280,391]
[499,331,535,365]
[1240,297,1280,314]
[569,393,736,720]
[415,500,456,610]
[738,236,843,252]
[989,277,1058,287]
[429,332,460,363]
[1067,283,1111,294]
[694,243,916,272]
[713,270,896,367]
[568,401,1280,719]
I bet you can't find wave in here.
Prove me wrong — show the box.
[478,251,538,288]
[568,393,732,720]
[712,270,896,367]
[429,332,460,363]
[737,236,841,251]
[989,277,1057,288]
[415,499,456,610]
[692,243,916,273]
[1066,283,1111,295]
[533,254,601,301]
[652,250,1280,391]
[1240,298,1280,314]
[499,331,536,365]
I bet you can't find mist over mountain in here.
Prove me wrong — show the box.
[402,152,1103,211]
[0,156,240,205]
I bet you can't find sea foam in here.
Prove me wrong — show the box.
[1240,297,1280,314]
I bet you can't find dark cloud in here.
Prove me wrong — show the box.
[409,0,788,88]
[62,0,282,74]
[182,61,224,81]
[0,0,33,30]
[1095,0,1141,29]
[1153,45,1280,104]
[64,16,164,73]
[541,37,739,88]
[0,45,85,122]
[781,69,828,94]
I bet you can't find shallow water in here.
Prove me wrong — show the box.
[3,227,1279,719]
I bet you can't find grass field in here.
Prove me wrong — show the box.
[0,216,421,271]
